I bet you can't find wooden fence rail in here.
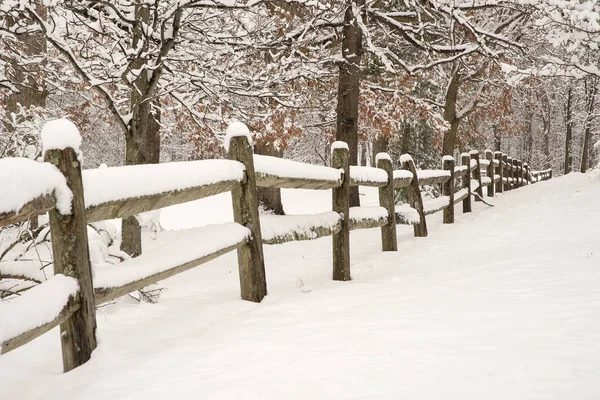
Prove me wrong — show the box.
[0,125,553,373]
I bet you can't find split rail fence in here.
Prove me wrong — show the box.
[0,130,553,373]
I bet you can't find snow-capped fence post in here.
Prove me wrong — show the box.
[503,155,509,191]
[470,151,483,202]
[228,135,267,302]
[485,150,494,197]
[376,153,397,252]
[43,121,97,372]
[518,160,524,187]
[332,142,351,280]
[461,153,472,213]
[494,152,503,194]
[402,155,427,237]
[506,157,513,191]
[512,159,518,189]
[524,164,530,184]
[442,156,455,224]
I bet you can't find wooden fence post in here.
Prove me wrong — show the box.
[402,155,427,237]
[228,135,267,302]
[461,153,472,213]
[518,160,523,188]
[506,157,513,190]
[470,151,483,202]
[502,154,509,191]
[332,142,351,281]
[376,153,397,251]
[494,152,503,194]
[512,159,518,189]
[485,150,494,197]
[442,156,455,224]
[524,164,529,184]
[45,146,97,373]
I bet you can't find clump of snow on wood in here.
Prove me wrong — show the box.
[399,154,413,164]
[424,196,450,214]
[479,159,491,166]
[223,121,253,152]
[454,188,468,203]
[395,204,420,225]
[82,160,245,208]
[454,165,468,174]
[469,150,479,155]
[460,152,469,158]
[493,174,501,182]
[0,261,47,283]
[254,155,341,183]
[350,166,388,184]
[349,206,388,222]
[393,170,413,180]
[261,212,341,243]
[481,177,492,186]
[471,179,480,192]
[374,153,391,164]
[93,223,250,289]
[0,274,78,346]
[41,119,83,160]
[442,155,454,162]
[417,170,451,180]
[470,159,478,169]
[330,141,349,152]
[492,159,500,166]
[0,158,72,216]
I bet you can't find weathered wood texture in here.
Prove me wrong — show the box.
[506,157,513,190]
[393,175,413,189]
[262,220,342,245]
[471,152,483,202]
[332,145,351,281]
[418,174,451,186]
[228,136,267,302]
[442,157,455,224]
[512,159,518,189]
[377,155,397,251]
[349,215,388,230]
[518,160,524,187]
[486,150,495,197]
[503,155,509,191]
[86,180,240,223]
[256,174,340,190]
[45,147,97,373]
[402,157,427,237]
[495,152,503,193]
[0,194,55,229]
[95,242,245,304]
[461,154,472,213]
[0,298,80,355]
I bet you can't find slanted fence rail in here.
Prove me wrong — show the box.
[0,124,553,373]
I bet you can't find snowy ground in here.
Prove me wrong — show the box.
[1,171,600,399]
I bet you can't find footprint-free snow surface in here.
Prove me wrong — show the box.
[2,171,600,399]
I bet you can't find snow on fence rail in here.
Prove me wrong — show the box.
[0,122,553,374]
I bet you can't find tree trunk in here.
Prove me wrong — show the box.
[372,134,389,161]
[336,0,364,207]
[121,4,161,257]
[581,78,597,173]
[442,69,461,156]
[400,122,411,155]
[4,1,47,135]
[254,142,285,215]
[564,86,573,175]
[493,124,501,152]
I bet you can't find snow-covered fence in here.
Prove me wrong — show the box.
[0,120,553,374]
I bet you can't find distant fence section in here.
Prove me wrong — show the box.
[0,123,553,373]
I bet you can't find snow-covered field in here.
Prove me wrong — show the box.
[1,171,600,399]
